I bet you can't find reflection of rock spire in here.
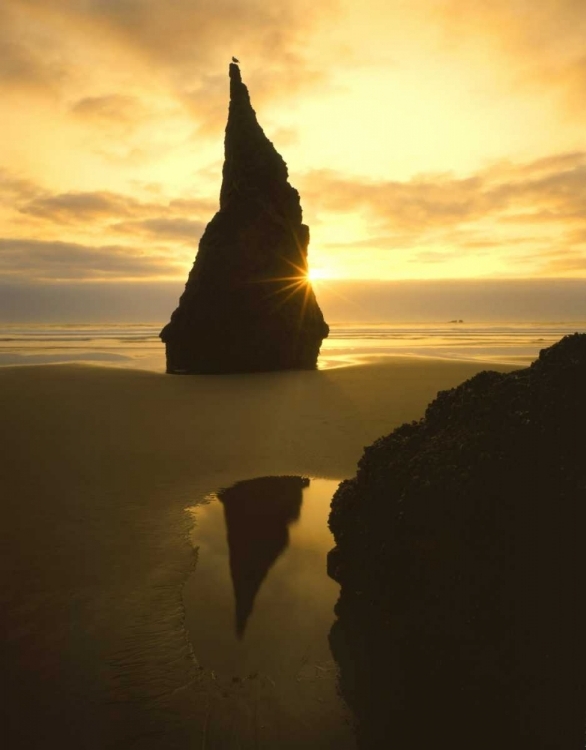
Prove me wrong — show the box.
[218,476,308,637]
[159,64,328,373]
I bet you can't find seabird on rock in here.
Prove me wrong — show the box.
[232,56,240,63]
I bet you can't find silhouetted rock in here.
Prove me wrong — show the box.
[328,334,586,749]
[218,476,307,637]
[160,64,329,373]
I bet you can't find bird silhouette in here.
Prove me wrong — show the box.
[232,56,240,63]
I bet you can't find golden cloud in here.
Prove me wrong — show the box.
[112,217,205,242]
[70,94,148,127]
[16,188,214,226]
[0,168,43,201]
[2,0,338,111]
[302,152,586,241]
[0,237,183,280]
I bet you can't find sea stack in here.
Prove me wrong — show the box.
[160,63,329,373]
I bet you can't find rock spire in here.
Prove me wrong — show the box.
[160,63,329,373]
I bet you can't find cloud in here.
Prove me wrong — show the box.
[0,237,182,280]
[541,254,586,273]
[567,228,586,246]
[0,168,43,202]
[0,37,57,91]
[1,184,210,280]
[298,151,586,275]
[301,169,495,231]
[57,0,336,69]
[484,152,586,180]
[504,246,586,275]
[17,189,214,226]
[169,197,217,214]
[0,14,56,93]
[302,152,586,234]
[413,250,469,264]
[494,158,586,211]
[0,3,72,96]
[3,0,338,121]
[19,191,150,222]
[70,94,147,125]
[112,217,205,242]
[6,150,586,280]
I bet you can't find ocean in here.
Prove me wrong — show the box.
[1,321,584,371]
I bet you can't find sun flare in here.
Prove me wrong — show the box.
[307,267,330,281]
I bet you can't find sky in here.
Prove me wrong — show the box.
[2,0,586,320]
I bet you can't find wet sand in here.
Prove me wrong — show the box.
[0,357,517,748]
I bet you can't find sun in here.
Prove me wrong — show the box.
[307,267,330,281]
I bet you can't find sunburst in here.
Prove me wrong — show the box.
[307,267,329,281]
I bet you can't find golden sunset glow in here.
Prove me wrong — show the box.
[1,0,586,319]
[307,266,332,281]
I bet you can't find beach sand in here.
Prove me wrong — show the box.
[0,357,517,748]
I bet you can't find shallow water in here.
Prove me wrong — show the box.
[1,320,585,369]
[182,476,356,747]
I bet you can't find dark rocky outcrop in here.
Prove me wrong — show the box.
[160,63,329,373]
[328,334,586,749]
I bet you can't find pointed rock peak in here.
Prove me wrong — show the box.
[160,64,329,374]
[221,63,289,212]
[228,61,247,100]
